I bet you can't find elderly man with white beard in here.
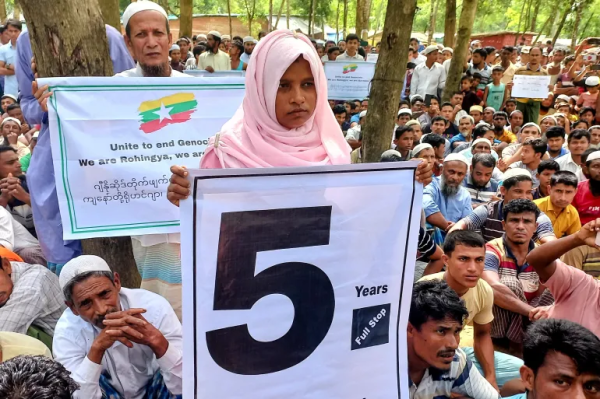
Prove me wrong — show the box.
[423,153,473,244]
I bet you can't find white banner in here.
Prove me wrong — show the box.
[40,77,245,239]
[180,162,423,399]
[511,74,551,98]
[324,61,375,100]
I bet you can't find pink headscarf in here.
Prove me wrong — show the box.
[201,30,351,169]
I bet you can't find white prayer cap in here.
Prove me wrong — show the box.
[484,106,495,113]
[243,36,255,43]
[412,143,433,156]
[587,151,600,163]
[360,110,367,118]
[170,44,180,52]
[476,121,491,129]
[0,94,16,102]
[521,46,531,54]
[59,255,112,291]
[589,125,600,131]
[442,47,453,54]
[556,94,571,103]
[197,34,207,40]
[540,115,557,124]
[423,45,440,55]
[503,168,531,181]
[586,76,600,87]
[509,110,523,117]
[222,34,231,40]
[443,153,469,166]
[208,30,222,39]
[520,122,541,133]
[410,94,424,102]
[472,138,492,147]
[470,105,483,113]
[459,115,475,124]
[397,108,412,116]
[1,117,21,127]
[405,120,420,128]
[122,1,168,30]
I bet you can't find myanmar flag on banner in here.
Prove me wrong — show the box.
[138,93,198,133]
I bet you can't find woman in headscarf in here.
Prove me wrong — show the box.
[167,30,431,204]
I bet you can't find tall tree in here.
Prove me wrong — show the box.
[12,0,19,20]
[514,0,527,45]
[530,0,541,31]
[361,0,417,162]
[227,0,233,36]
[427,0,439,44]
[0,0,6,23]
[243,0,257,35]
[443,0,478,101]
[268,0,273,31]
[444,0,457,48]
[286,0,290,29]
[570,1,584,51]
[355,0,371,40]
[20,0,141,288]
[552,0,576,47]
[336,0,340,40]
[179,0,193,38]
[342,0,347,39]
[274,0,285,31]
[98,0,121,31]
[308,0,314,35]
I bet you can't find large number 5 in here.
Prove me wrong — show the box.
[206,206,336,375]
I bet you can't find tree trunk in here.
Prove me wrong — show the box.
[371,0,384,46]
[12,0,20,20]
[343,0,347,38]
[427,0,440,44]
[532,15,552,45]
[268,0,273,31]
[286,0,290,29]
[552,0,575,47]
[443,0,456,47]
[361,0,417,163]
[312,0,317,35]
[179,0,193,38]
[514,0,527,45]
[426,0,434,34]
[0,0,6,23]
[274,0,285,31]
[20,0,141,288]
[98,0,121,31]
[336,0,340,41]
[227,0,233,36]
[570,1,583,51]
[579,12,594,41]
[355,0,371,40]
[530,0,541,31]
[308,0,314,35]
[443,0,478,101]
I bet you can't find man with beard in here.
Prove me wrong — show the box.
[449,115,474,150]
[482,199,555,356]
[450,169,557,244]
[53,255,182,399]
[197,31,230,72]
[463,153,499,207]
[423,153,472,244]
[240,36,256,64]
[407,279,499,398]
[572,151,600,225]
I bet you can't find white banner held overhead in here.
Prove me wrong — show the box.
[511,74,551,98]
[324,61,375,99]
[180,162,423,399]
[40,76,245,239]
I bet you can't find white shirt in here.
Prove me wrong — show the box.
[346,125,361,141]
[240,52,251,64]
[53,288,183,399]
[0,205,39,252]
[556,153,586,181]
[336,51,365,61]
[198,49,231,71]
[410,62,447,98]
[413,53,427,65]
[114,64,191,246]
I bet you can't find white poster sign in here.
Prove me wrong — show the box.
[511,74,551,98]
[180,162,423,399]
[40,77,245,239]
[324,61,375,99]
[367,53,379,63]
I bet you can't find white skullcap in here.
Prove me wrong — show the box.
[586,76,600,87]
[197,34,207,40]
[470,105,483,113]
[476,121,491,128]
[509,110,523,117]
[444,153,469,166]
[459,115,474,124]
[208,30,222,39]
[503,168,531,181]
[412,143,433,156]
[587,151,600,162]
[556,94,570,103]
[589,125,600,131]
[243,36,255,43]
[410,94,424,102]
[397,109,412,116]
[520,122,541,133]
[360,110,367,118]
[442,47,453,54]
[122,1,168,30]
[405,119,420,127]
[484,106,496,112]
[423,45,440,55]
[540,115,557,124]
[222,34,231,40]
[472,138,492,147]
[1,117,21,127]
[59,255,112,291]
[1,94,16,102]
[170,44,180,51]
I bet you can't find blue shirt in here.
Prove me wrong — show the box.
[350,113,361,124]
[18,26,134,264]
[423,178,473,223]
[449,133,469,147]
[503,395,526,399]
[0,41,18,96]
[549,146,569,160]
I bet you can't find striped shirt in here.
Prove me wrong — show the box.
[417,226,436,261]
[462,175,499,205]
[409,348,500,399]
[462,200,555,243]
[484,237,540,301]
